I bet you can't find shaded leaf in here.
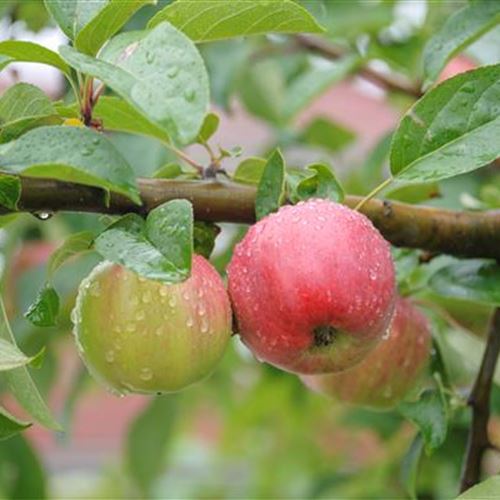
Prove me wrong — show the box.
[400,433,424,500]
[152,163,183,179]
[126,396,179,497]
[148,0,324,42]
[0,125,141,204]
[47,231,94,280]
[0,339,34,372]
[398,389,447,455]
[0,299,60,430]
[430,260,500,306]
[0,405,31,440]
[197,112,220,143]
[75,0,154,56]
[386,182,440,204]
[298,117,356,153]
[423,2,500,89]
[390,65,500,184]
[60,22,209,145]
[233,157,266,184]
[293,163,344,203]
[24,285,60,328]
[95,201,193,283]
[0,40,70,75]
[193,221,220,259]
[0,175,21,210]
[255,149,286,220]
[0,83,60,142]
[44,0,107,39]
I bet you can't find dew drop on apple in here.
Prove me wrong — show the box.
[197,288,204,298]
[383,386,393,399]
[142,290,152,303]
[130,295,139,306]
[168,296,177,307]
[201,319,209,333]
[159,286,168,297]
[182,291,190,300]
[126,323,137,333]
[135,310,145,321]
[155,327,163,337]
[186,317,194,328]
[105,350,115,363]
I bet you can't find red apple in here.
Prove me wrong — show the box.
[72,255,232,395]
[437,56,476,83]
[301,298,431,409]
[228,199,396,374]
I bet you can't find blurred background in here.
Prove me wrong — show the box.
[1,1,500,498]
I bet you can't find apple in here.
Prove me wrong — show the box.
[300,298,431,409]
[228,199,396,374]
[437,56,476,83]
[72,255,232,395]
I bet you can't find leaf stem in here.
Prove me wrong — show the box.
[354,177,394,211]
[160,141,204,175]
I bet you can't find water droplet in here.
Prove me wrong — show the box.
[126,323,136,333]
[105,350,115,363]
[167,65,179,78]
[135,311,145,321]
[383,386,393,399]
[33,211,53,221]
[114,325,122,334]
[197,288,204,298]
[130,296,139,306]
[142,291,152,303]
[155,327,163,337]
[184,88,196,102]
[159,286,168,297]
[168,296,177,307]
[92,137,100,145]
[198,304,206,316]
[138,276,147,283]
[201,319,209,333]
[186,317,194,328]
[146,51,155,64]
[140,367,153,381]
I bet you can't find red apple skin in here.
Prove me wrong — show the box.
[72,255,232,395]
[227,199,396,374]
[301,298,431,410]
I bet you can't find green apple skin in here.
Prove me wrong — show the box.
[300,298,431,410]
[72,255,232,395]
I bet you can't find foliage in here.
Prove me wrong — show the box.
[0,0,498,498]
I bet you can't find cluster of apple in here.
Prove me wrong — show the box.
[73,199,431,409]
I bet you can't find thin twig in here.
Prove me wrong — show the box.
[460,307,500,492]
[294,34,423,98]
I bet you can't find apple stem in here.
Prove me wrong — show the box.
[313,325,337,347]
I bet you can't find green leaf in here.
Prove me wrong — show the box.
[400,433,424,500]
[152,163,183,179]
[47,231,94,280]
[0,434,47,497]
[255,149,286,220]
[58,96,170,143]
[456,476,500,499]
[60,22,209,145]
[0,299,60,430]
[398,389,447,455]
[298,117,356,153]
[282,56,359,122]
[390,65,500,184]
[0,40,71,76]
[126,396,179,497]
[293,163,344,203]
[423,2,500,89]
[146,199,193,278]
[44,0,107,40]
[24,285,60,328]
[0,339,34,372]
[193,221,220,259]
[197,112,220,143]
[233,157,266,185]
[95,200,193,284]
[75,0,154,56]
[386,182,440,204]
[0,175,21,210]
[0,125,141,204]
[0,406,31,440]
[148,0,324,42]
[430,260,500,306]
[0,83,60,143]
